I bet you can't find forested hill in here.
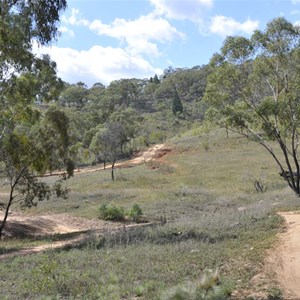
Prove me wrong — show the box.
[55,65,211,168]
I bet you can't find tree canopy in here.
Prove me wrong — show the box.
[0,0,69,238]
[204,17,300,195]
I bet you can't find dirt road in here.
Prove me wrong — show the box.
[43,143,170,176]
[269,212,300,299]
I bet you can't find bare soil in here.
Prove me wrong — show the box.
[45,143,170,176]
[1,212,124,237]
[0,144,170,259]
[267,211,300,299]
[224,211,300,300]
[0,212,154,260]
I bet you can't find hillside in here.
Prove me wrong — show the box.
[50,65,210,171]
[0,128,299,299]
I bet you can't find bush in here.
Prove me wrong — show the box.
[127,204,143,222]
[98,203,144,222]
[98,204,125,221]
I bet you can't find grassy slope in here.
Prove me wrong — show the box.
[0,128,299,299]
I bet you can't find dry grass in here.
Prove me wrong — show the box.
[0,127,298,299]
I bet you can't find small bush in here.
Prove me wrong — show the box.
[127,204,143,222]
[98,204,125,221]
[98,203,144,222]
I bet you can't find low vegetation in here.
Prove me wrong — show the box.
[0,129,298,299]
[98,203,143,222]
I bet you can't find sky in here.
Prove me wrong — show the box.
[35,0,300,87]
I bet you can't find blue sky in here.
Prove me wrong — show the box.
[35,0,300,86]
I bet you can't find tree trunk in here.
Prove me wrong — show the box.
[0,192,14,240]
[111,160,115,181]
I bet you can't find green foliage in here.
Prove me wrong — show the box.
[127,203,143,222]
[0,0,67,70]
[53,63,211,169]
[172,88,183,115]
[0,0,72,237]
[204,17,300,195]
[98,203,143,222]
[149,130,167,143]
[98,203,125,221]
[59,83,88,108]
[153,74,160,84]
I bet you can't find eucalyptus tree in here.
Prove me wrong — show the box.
[0,0,72,238]
[143,78,159,110]
[89,127,108,168]
[107,79,138,108]
[101,122,126,181]
[59,82,88,109]
[204,17,300,195]
[109,107,143,153]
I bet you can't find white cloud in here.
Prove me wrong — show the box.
[89,20,109,33]
[150,0,213,21]
[61,8,184,57]
[90,14,185,57]
[34,44,162,86]
[62,8,90,26]
[59,26,75,38]
[90,14,182,43]
[292,0,300,4]
[126,40,161,57]
[210,16,259,37]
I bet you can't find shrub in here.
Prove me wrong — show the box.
[127,204,143,222]
[149,130,166,143]
[98,204,125,221]
[98,203,144,223]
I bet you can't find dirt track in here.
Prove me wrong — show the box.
[0,212,155,260]
[45,143,169,176]
[268,212,300,299]
[0,144,170,259]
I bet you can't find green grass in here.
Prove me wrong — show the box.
[0,127,299,299]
